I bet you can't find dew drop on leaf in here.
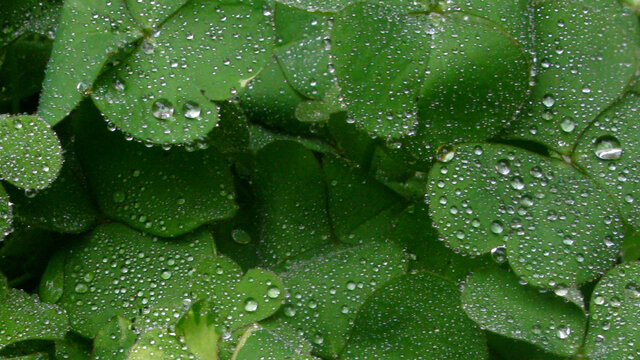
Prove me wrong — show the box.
[594,135,623,160]
[151,99,174,120]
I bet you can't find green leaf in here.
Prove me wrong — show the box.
[507,0,639,153]
[461,266,587,356]
[273,3,334,100]
[93,316,137,360]
[6,150,97,234]
[0,288,68,350]
[253,141,332,265]
[175,301,219,360]
[0,0,61,48]
[573,94,640,228]
[92,0,274,144]
[403,12,530,159]
[428,143,624,288]
[268,241,407,359]
[323,154,404,242]
[54,333,92,360]
[239,57,309,134]
[74,102,237,237]
[340,272,488,360]
[0,34,52,105]
[444,0,531,48]
[55,222,217,338]
[0,354,49,360]
[231,325,320,360]
[0,273,7,299]
[124,0,189,29]
[38,251,65,304]
[38,0,140,125]
[217,268,285,331]
[127,329,191,360]
[332,2,429,138]
[584,261,640,360]
[0,185,11,240]
[0,115,62,190]
[0,226,55,286]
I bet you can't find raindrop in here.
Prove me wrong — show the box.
[624,282,640,298]
[244,298,258,312]
[75,283,88,294]
[113,191,125,203]
[435,145,455,162]
[151,99,174,120]
[495,159,511,175]
[560,117,575,133]
[267,286,281,299]
[231,229,251,244]
[542,94,555,108]
[557,325,571,339]
[490,221,504,234]
[182,101,201,119]
[594,135,623,160]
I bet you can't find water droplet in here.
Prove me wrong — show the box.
[231,229,251,244]
[560,117,575,133]
[495,159,511,175]
[594,135,623,160]
[113,79,125,92]
[284,305,296,317]
[490,221,504,234]
[490,245,507,263]
[76,81,91,95]
[557,325,571,339]
[160,270,172,280]
[151,99,174,120]
[542,94,555,108]
[182,101,201,119]
[75,283,88,293]
[267,286,281,299]
[244,298,258,312]
[435,145,455,162]
[624,282,640,298]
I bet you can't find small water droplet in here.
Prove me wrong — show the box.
[75,283,88,293]
[557,325,571,339]
[495,159,511,175]
[594,135,622,160]
[160,270,172,280]
[231,229,251,244]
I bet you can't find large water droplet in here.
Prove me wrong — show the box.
[267,286,281,299]
[542,94,555,108]
[231,229,251,244]
[182,101,201,119]
[151,99,174,120]
[244,298,258,312]
[624,282,640,299]
[594,135,622,160]
[436,145,455,162]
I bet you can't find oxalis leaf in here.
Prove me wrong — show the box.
[427,143,624,288]
[0,288,69,350]
[584,261,640,360]
[253,141,332,265]
[0,115,62,190]
[43,222,219,338]
[574,93,640,229]
[0,185,11,240]
[461,266,587,357]
[91,0,275,145]
[38,0,141,125]
[506,0,639,153]
[74,102,237,237]
[340,271,488,360]
[265,241,407,359]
